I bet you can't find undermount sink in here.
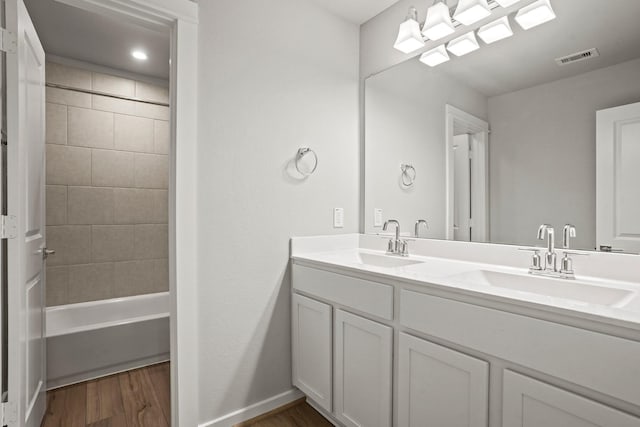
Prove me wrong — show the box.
[355,252,424,268]
[448,270,634,306]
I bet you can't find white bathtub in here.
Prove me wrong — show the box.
[46,292,170,389]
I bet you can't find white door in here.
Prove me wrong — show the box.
[334,309,392,427]
[291,293,332,412]
[5,0,47,426]
[502,370,640,427]
[398,333,489,427]
[453,134,472,242]
[597,102,640,253]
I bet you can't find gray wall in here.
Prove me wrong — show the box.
[488,57,640,249]
[365,60,488,237]
[45,61,169,306]
[196,0,359,423]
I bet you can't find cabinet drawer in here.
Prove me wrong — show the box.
[400,289,640,407]
[293,264,393,320]
[503,370,640,427]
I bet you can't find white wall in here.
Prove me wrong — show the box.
[196,0,359,424]
[365,60,487,237]
[488,58,640,249]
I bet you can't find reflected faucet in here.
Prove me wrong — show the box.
[383,220,408,257]
[415,220,429,238]
[563,224,576,248]
[537,224,556,272]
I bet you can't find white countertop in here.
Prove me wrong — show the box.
[291,234,640,333]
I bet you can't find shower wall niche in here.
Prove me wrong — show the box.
[45,61,170,306]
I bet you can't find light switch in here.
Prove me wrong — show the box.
[333,208,344,228]
[374,208,383,227]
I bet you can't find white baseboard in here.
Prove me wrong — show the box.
[199,388,304,427]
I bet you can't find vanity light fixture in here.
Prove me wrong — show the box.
[419,45,450,67]
[393,7,426,54]
[447,31,480,56]
[514,0,556,30]
[477,16,513,44]
[422,0,456,41]
[493,0,522,7]
[131,49,148,61]
[453,0,491,26]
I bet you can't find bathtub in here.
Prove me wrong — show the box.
[46,292,170,390]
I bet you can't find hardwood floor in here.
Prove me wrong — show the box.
[41,363,170,427]
[236,398,333,427]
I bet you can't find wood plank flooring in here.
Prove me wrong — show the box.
[41,363,170,427]
[236,398,333,427]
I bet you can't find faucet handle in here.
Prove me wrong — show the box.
[559,251,588,277]
[518,248,542,271]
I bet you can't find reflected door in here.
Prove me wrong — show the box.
[453,134,471,242]
[597,102,640,253]
[5,0,47,426]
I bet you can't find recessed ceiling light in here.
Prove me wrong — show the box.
[447,31,480,57]
[131,50,148,61]
[478,16,514,44]
[515,0,556,30]
[419,45,450,67]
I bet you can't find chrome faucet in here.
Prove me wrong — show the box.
[415,220,429,238]
[383,220,409,257]
[562,224,576,248]
[537,224,556,273]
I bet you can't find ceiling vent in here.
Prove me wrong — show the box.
[555,48,600,66]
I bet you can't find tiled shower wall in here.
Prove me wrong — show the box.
[45,62,170,306]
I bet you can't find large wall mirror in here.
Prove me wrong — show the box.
[364,0,640,253]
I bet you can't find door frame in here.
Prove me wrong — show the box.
[445,105,490,242]
[54,1,199,425]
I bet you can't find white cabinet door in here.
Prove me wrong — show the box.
[503,370,640,427]
[292,293,332,412]
[334,309,392,427]
[398,333,489,427]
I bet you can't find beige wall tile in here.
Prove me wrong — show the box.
[91,95,137,115]
[152,190,168,224]
[113,188,154,224]
[134,103,170,121]
[46,266,68,307]
[68,263,114,303]
[67,187,114,225]
[46,225,92,266]
[153,120,169,155]
[134,154,168,189]
[46,87,91,108]
[134,224,168,260]
[46,144,91,186]
[46,185,67,225]
[46,103,67,145]
[113,260,156,297]
[153,259,169,292]
[68,107,114,149]
[135,81,169,104]
[92,225,134,262]
[92,150,134,188]
[46,62,92,89]
[114,114,154,153]
[92,73,135,97]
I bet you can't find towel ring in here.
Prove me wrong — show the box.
[401,163,416,187]
[295,148,318,176]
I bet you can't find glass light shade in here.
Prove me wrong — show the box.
[393,17,425,53]
[494,0,522,7]
[515,0,556,30]
[419,45,450,67]
[477,16,513,44]
[422,2,455,41]
[447,31,480,56]
[453,0,491,26]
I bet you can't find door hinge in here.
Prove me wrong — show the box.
[2,401,17,425]
[0,28,16,54]
[1,215,17,239]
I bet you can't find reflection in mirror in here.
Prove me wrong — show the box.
[364,0,640,252]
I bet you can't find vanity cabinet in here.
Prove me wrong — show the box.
[502,370,640,427]
[334,309,393,427]
[398,333,489,427]
[291,293,332,412]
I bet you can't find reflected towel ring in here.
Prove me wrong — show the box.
[295,148,318,176]
[401,163,416,187]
